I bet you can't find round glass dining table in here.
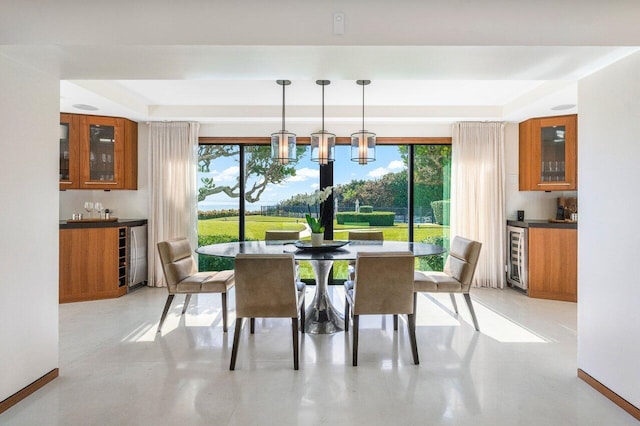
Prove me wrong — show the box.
[196,240,445,334]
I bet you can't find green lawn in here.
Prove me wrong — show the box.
[198,215,449,278]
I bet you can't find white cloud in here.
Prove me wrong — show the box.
[311,183,320,190]
[368,167,388,178]
[367,160,405,178]
[388,160,405,170]
[285,167,318,182]
[212,166,239,183]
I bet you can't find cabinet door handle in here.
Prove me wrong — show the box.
[537,183,571,186]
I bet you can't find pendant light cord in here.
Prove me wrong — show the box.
[282,83,286,131]
[362,82,365,130]
[322,84,325,133]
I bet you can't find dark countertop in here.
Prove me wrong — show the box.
[507,219,577,229]
[59,218,147,229]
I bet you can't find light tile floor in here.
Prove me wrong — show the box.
[2,286,637,425]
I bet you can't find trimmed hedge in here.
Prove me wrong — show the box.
[358,205,373,213]
[430,200,450,225]
[198,210,261,220]
[197,234,238,271]
[336,212,395,226]
[198,209,239,220]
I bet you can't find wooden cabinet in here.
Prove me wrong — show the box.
[59,113,80,190]
[59,113,138,190]
[59,227,128,303]
[519,114,577,191]
[528,227,577,302]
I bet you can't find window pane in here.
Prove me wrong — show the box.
[197,145,240,271]
[243,145,310,240]
[413,145,451,272]
[333,145,409,279]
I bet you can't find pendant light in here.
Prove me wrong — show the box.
[310,80,336,165]
[350,80,376,164]
[271,80,296,164]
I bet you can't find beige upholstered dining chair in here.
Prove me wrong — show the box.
[230,253,306,370]
[264,230,301,241]
[156,238,235,333]
[413,236,482,331]
[345,230,397,328]
[260,229,304,333]
[344,252,418,366]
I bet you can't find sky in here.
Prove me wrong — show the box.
[197,145,406,212]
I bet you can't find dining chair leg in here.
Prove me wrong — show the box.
[408,313,419,365]
[230,318,243,370]
[352,315,359,366]
[250,318,255,334]
[292,318,299,370]
[393,314,398,331]
[449,293,459,314]
[157,294,175,333]
[413,293,418,321]
[221,292,228,332]
[344,297,350,332]
[182,294,191,315]
[300,298,306,333]
[463,293,480,332]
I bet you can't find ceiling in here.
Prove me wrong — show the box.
[56,46,639,127]
[2,2,636,128]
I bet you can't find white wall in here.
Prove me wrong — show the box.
[578,52,640,407]
[0,55,59,401]
[59,123,149,220]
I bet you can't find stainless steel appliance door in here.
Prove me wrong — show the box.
[128,224,148,287]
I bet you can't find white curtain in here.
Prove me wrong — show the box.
[451,122,506,288]
[148,122,200,287]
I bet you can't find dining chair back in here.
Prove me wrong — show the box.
[347,230,384,241]
[230,253,306,370]
[344,251,418,366]
[265,230,301,241]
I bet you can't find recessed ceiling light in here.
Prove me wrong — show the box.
[551,104,576,111]
[72,103,99,111]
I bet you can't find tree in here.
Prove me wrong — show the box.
[198,145,306,203]
[398,145,451,186]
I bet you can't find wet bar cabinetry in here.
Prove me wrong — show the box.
[59,113,138,190]
[59,226,128,303]
[519,114,577,191]
[507,220,577,302]
[58,219,147,303]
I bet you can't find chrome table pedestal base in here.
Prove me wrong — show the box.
[304,260,345,334]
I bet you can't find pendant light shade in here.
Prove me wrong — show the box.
[310,80,336,165]
[351,80,376,164]
[271,80,296,164]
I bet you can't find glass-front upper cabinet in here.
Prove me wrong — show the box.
[79,115,125,189]
[519,114,577,191]
[59,114,80,190]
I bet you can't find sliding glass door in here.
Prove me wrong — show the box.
[197,140,451,275]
